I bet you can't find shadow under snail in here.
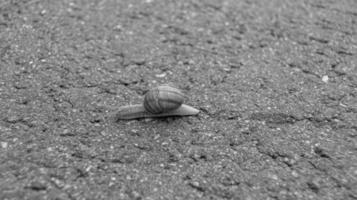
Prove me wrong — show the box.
[116,85,199,120]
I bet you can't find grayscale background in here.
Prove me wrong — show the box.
[0,0,356,199]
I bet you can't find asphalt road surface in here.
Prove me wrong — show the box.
[0,0,356,200]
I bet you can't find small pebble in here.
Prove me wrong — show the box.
[322,75,329,83]
[292,170,299,177]
[1,142,8,148]
[6,115,21,123]
[191,181,200,187]
[155,73,166,78]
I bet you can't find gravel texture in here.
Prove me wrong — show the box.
[0,0,356,200]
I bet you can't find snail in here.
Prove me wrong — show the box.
[116,85,199,120]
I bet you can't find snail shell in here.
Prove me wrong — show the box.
[115,84,199,120]
[143,85,185,114]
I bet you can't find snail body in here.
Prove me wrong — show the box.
[116,85,199,120]
[116,104,199,120]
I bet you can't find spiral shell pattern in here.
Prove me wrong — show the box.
[143,85,185,114]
